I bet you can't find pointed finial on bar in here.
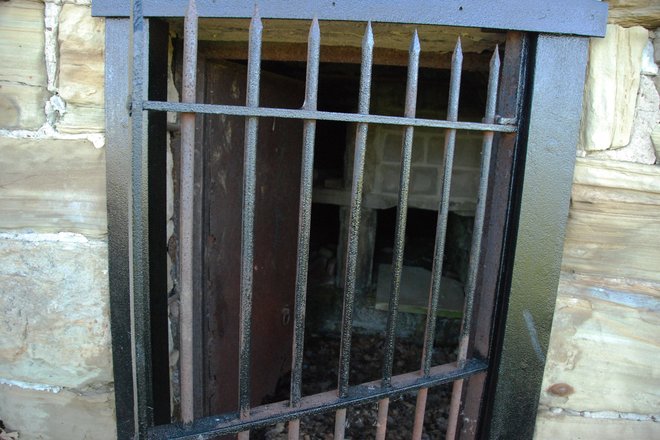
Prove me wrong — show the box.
[186,0,197,19]
[484,45,501,122]
[410,28,421,56]
[250,4,263,33]
[362,21,374,51]
[309,16,321,46]
[452,36,463,67]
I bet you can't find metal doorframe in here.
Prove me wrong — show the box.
[102,2,602,439]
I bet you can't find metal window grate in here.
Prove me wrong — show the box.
[137,3,511,439]
[104,0,608,439]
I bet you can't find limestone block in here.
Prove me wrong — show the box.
[0,0,48,130]
[535,409,660,440]
[0,235,112,389]
[580,25,648,151]
[607,0,660,28]
[0,383,116,440]
[57,4,105,133]
[539,273,660,415]
[563,158,660,282]
[590,75,660,164]
[0,137,107,236]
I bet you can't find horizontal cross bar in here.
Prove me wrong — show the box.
[147,358,487,439]
[143,100,517,133]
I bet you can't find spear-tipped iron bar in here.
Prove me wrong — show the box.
[237,10,262,439]
[381,30,421,387]
[290,15,320,405]
[412,37,462,440]
[445,47,500,440]
[288,17,320,440]
[373,29,420,440]
[333,22,374,440]
[337,21,374,398]
[179,0,198,425]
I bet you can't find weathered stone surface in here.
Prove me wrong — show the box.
[539,273,660,415]
[535,409,660,440]
[0,235,112,389]
[0,137,107,236]
[652,124,660,159]
[0,0,48,130]
[607,0,660,28]
[580,25,649,151]
[0,383,116,440]
[57,4,105,133]
[590,75,660,164]
[563,158,660,282]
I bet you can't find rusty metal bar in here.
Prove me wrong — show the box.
[143,100,516,133]
[149,359,487,439]
[236,9,263,440]
[179,0,198,425]
[334,408,347,440]
[411,38,463,438]
[445,47,500,440]
[375,397,389,440]
[411,387,428,440]
[287,17,320,440]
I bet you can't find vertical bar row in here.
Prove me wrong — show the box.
[374,29,421,440]
[333,22,375,440]
[412,38,463,440]
[237,10,263,440]
[287,17,321,440]
[445,47,500,440]
[179,0,198,425]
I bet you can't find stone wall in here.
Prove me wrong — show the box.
[0,1,115,439]
[534,14,660,440]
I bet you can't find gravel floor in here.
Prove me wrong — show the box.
[254,333,457,439]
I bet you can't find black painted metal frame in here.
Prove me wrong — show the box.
[101,1,603,439]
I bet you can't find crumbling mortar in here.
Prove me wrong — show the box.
[542,405,660,423]
[0,126,105,149]
[44,1,66,127]
[0,377,114,397]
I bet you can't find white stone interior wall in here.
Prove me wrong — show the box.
[0,1,115,439]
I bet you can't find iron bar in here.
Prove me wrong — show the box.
[412,38,463,438]
[337,21,374,398]
[334,23,374,440]
[148,359,487,439]
[143,100,516,133]
[373,30,420,440]
[237,9,263,440]
[288,17,320,440]
[445,47,500,440]
[382,29,421,387]
[179,0,198,425]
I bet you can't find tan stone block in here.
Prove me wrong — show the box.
[0,137,107,236]
[0,236,112,389]
[540,273,660,415]
[57,4,105,133]
[0,383,116,440]
[580,25,648,151]
[607,0,660,28]
[0,0,48,129]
